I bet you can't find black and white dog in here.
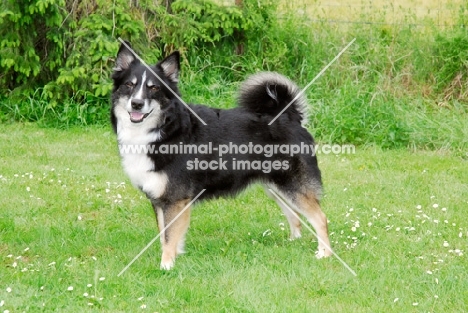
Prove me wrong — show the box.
[111,42,332,270]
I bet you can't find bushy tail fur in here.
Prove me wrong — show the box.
[237,72,308,125]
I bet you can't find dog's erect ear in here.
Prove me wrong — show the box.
[114,41,137,72]
[158,51,180,83]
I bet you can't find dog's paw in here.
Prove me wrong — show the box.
[160,258,175,270]
[315,248,332,259]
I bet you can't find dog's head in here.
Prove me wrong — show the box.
[111,41,180,130]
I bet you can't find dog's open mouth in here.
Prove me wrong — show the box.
[128,110,153,123]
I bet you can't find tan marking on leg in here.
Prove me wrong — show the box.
[159,199,191,270]
[294,192,332,258]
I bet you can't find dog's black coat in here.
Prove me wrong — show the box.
[111,42,330,269]
[111,43,322,205]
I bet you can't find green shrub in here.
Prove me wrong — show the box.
[0,0,157,124]
[0,0,65,92]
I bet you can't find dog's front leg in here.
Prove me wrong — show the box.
[152,199,191,270]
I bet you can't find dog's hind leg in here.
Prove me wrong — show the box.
[293,190,332,259]
[264,186,302,240]
[267,185,332,258]
[151,199,191,270]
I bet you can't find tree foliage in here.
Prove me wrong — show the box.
[0,0,274,103]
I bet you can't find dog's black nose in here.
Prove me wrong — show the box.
[131,99,144,110]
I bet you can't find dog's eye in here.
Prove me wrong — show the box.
[149,85,160,92]
[125,82,134,88]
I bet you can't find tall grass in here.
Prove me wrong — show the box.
[1,89,109,128]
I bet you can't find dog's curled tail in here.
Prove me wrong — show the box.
[238,72,308,125]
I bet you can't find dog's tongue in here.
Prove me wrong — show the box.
[130,112,145,122]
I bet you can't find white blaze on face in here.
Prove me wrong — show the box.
[133,70,147,101]
[126,70,148,116]
[124,70,163,123]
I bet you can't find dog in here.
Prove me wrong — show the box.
[111,41,332,270]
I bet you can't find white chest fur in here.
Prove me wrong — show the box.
[117,119,167,200]
[120,151,167,199]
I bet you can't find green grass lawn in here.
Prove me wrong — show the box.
[0,123,467,312]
